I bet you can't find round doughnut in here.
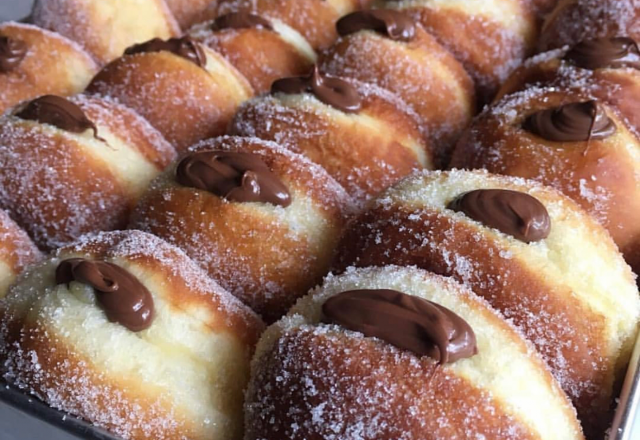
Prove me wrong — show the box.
[86,36,253,152]
[450,87,640,284]
[0,230,265,440]
[189,13,316,94]
[229,70,431,202]
[0,22,98,114]
[212,0,365,49]
[129,136,353,322]
[539,0,640,52]
[333,169,640,438]
[319,9,475,162]
[375,0,538,101]
[0,94,176,250]
[31,0,181,65]
[0,209,42,298]
[245,265,584,440]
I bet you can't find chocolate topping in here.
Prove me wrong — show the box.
[322,289,477,364]
[210,12,273,31]
[124,37,207,68]
[55,258,154,332]
[0,36,27,73]
[15,95,104,140]
[271,66,362,113]
[336,10,416,41]
[448,189,551,243]
[564,37,640,70]
[523,100,616,142]
[176,150,291,207]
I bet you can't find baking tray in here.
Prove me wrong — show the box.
[1,1,640,439]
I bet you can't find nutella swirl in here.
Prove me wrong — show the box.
[56,258,155,332]
[271,66,362,113]
[176,150,292,207]
[15,95,104,140]
[336,10,416,42]
[523,100,616,142]
[448,189,551,243]
[564,37,640,70]
[124,37,207,68]
[0,36,28,73]
[210,12,273,31]
[322,289,478,364]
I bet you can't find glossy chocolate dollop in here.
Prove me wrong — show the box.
[336,10,416,42]
[523,100,616,142]
[564,37,640,70]
[448,189,551,243]
[15,95,103,140]
[322,289,477,364]
[0,36,28,73]
[55,258,155,332]
[176,150,292,207]
[124,37,207,68]
[210,12,273,31]
[271,66,362,113]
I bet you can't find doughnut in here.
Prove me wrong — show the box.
[129,136,353,322]
[165,0,216,29]
[245,265,585,440]
[495,37,640,134]
[450,87,640,285]
[539,0,640,52]
[375,0,538,101]
[0,94,176,250]
[333,169,640,438]
[0,209,42,298]
[86,36,253,152]
[0,230,265,440]
[212,0,365,49]
[189,13,317,94]
[0,22,98,114]
[319,10,475,162]
[31,0,181,64]
[229,69,431,202]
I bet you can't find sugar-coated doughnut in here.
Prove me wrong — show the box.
[31,0,181,64]
[0,230,265,440]
[334,169,640,438]
[129,136,353,322]
[245,265,585,440]
[0,22,98,114]
[0,94,176,250]
[87,36,253,152]
[0,209,42,298]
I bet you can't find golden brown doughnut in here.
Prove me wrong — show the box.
[539,0,640,52]
[245,265,585,440]
[0,22,98,115]
[333,169,640,438]
[319,9,475,162]
[129,136,353,322]
[0,230,265,440]
[165,0,216,29]
[212,0,365,49]
[189,13,316,93]
[86,36,253,152]
[374,0,538,101]
[0,209,42,298]
[0,94,176,250]
[451,88,640,284]
[229,70,431,202]
[31,0,181,65]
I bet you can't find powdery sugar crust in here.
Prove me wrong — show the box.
[1,230,262,440]
[0,209,42,274]
[245,266,582,440]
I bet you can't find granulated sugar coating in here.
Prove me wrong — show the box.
[333,170,640,438]
[1,230,264,440]
[244,266,583,440]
